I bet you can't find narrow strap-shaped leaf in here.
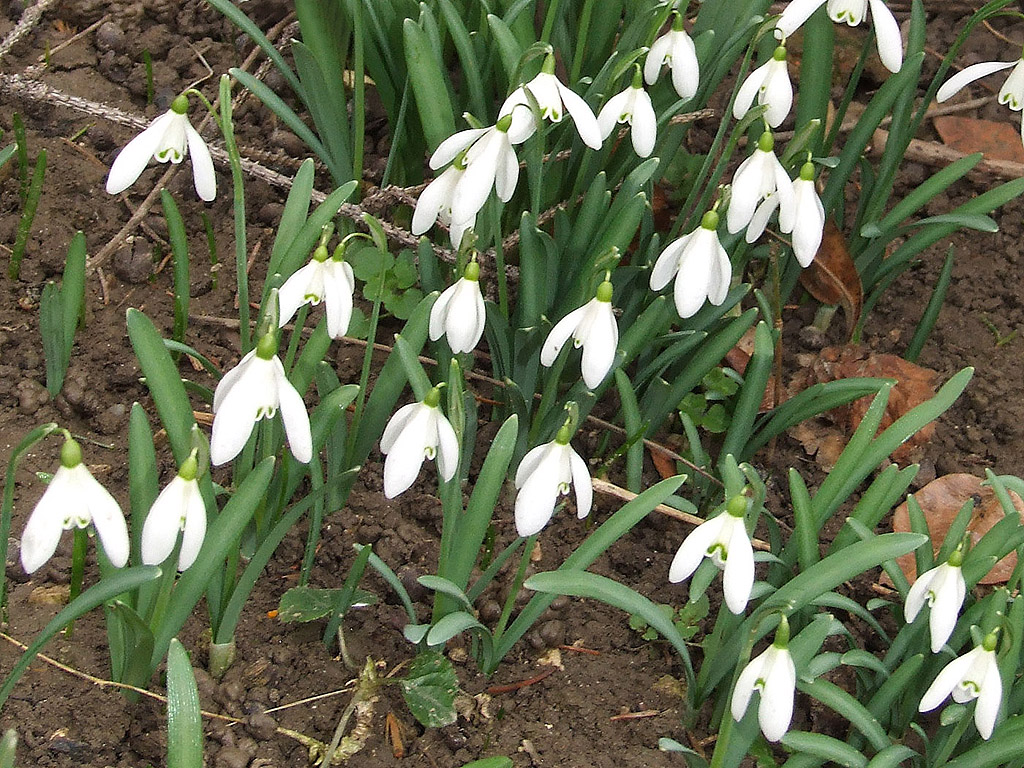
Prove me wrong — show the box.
[0,566,161,709]
[167,638,204,768]
[206,0,301,96]
[161,192,190,346]
[865,745,919,768]
[720,321,772,462]
[61,232,86,370]
[322,543,374,644]
[268,159,315,278]
[781,731,867,768]
[403,17,456,151]
[798,677,890,753]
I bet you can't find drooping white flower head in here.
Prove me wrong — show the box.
[430,261,487,354]
[669,494,754,614]
[734,46,793,129]
[775,0,903,74]
[904,550,967,653]
[210,333,313,466]
[650,210,732,319]
[141,454,207,571]
[278,243,356,339]
[644,14,700,101]
[920,632,1002,740]
[780,160,826,266]
[411,163,476,249]
[937,56,1024,145]
[20,437,129,573]
[514,423,592,537]
[727,130,795,236]
[429,116,520,230]
[499,54,603,148]
[380,387,459,498]
[106,94,216,201]
[598,68,658,158]
[731,617,797,742]
[541,277,619,390]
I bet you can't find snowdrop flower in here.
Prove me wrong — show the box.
[106,94,216,201]
[278,243,356,339]
[727,130,794,236]
[598,68,658,158]
[141,453,206,571]
[499,54,603,148]
[780,160,826,266]
[920,631,1002,740]
[937,56,1024,143]
[776,0,903,74]
[429,115,520,229]
[904,550,966,653]
[734,46,793,128]
[514,423,592,537]
[670,494,754,614]
[731,616,797,742]
[541,277,619,390]
[411,162,475,249]
[650,210,732,319]
[20,437,129,573]
[430,260,486,354]
[380,386,459,498]
[644,13,700,101]
[210,333,312,466]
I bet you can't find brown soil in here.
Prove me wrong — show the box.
[0,3,1022,768]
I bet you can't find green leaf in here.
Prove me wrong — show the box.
[403,17,456,151]
[459,758,513,768]
[0,566,162,709]
[0,729,16,768]
[167,638,204,768]
[782,731,867,768]
[400,651,459,728]
[278,586,340,622]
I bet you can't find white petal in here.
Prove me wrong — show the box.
[494,137,520,203]
[762,62,793,128]
[382,406,432,497]
[674,231,716,318]
[429,281,459,342]
[80,466,129,568]
[776,0,828,37]
[708,239,732,306]
[597,89,631,139]
[650,235,689,291]
[429,127,488,170]
[630,89,658,157]
[452,133,499,225]
[727,152,765,233]
[669,515,725,583]
[975,654,1002,739]
[568,447,592,519]
[185,124,216,201]
[105,112,175,195]
[412,167,460,234]
[275,360,313,463]
[920,650,978,712]
[579,303,617,389]
[669,32,700,100]
[514,449,563,536]
[645,35,673,85]
[723,518,754,614]
[210,357,267,465]
[868,0,903,73]
[746,193,780,244]
[278,261,322,328]
[323,262,354,339]
[141,475,188,566]
[433,411,460,481]
[177,481,207,571]
[213,349,257,412]
[516,443,552,488]
[759,648,796,741]
[734,62,769,121]
[928,567,963,652]
[20,471,74,573]
[381,402,421,453]
[903,565,936,623]
[541,305,587,366]
[937,60,1016,103]
[448,281,485,353]
[557,82,603,149]
[731,650,768,722]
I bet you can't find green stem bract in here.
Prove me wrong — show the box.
[218,75,250,353]
[491,534,536,647]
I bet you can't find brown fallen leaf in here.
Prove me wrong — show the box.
[892,474,1024,585]
[799,220,863,339]
[933,116,1024,165]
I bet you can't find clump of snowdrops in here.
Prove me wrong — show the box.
[3,0,1024,764]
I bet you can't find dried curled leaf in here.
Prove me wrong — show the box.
[892,474,1024,585]
[799,221,863,338]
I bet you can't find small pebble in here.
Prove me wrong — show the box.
[539,619,565,648]
[478,599,502,623]
[95,21,126,53]
[245,710,278,741]
[214,746,251,768]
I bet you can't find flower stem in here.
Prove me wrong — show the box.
[217,75,250,354]
[492,535,538,646]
